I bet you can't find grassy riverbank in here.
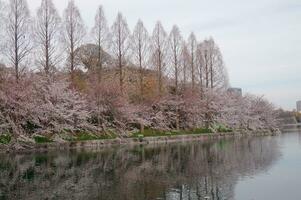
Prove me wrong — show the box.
[1,126,281,153]
[0,126,234,146]
[130,127,233,138]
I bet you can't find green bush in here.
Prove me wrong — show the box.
[218,127,233,133]
[137,134,144,142]
[33,136,53,144]
[24,121,41,134]
[76,133,98,141]
[211,123,233,133]
[217,125,232,133]
[0,134,11,144]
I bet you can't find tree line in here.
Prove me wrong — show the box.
[0,0,278,147]
[0,0,228,93]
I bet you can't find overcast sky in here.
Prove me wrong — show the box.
[4,0,301,110]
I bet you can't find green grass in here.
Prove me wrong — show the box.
[212,123,233,133]
[131,128,173,138]
[189,128,213,134]
[68,132,117,142]
[217,127,233,133]
[0,134,11,144]
[33,136,53,144]
[131,128,213,138]
[33,126,232,144]
[76,133,99,141]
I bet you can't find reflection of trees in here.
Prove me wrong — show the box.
[0,136,280,200]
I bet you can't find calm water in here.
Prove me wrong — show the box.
[1,131,301,200]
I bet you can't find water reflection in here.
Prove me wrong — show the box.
[0,136,280,200]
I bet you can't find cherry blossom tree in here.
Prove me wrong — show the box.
[0,75,93,140]
[0,2,280,145]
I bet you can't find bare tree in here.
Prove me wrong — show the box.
[196,42,204,92]
[151,21,168,96]
[168,25,183,130]
[5,0,32,81]
[188,32,197,89]
[62,0,86,77]
[130,19,149,98]
[110,12,130,93]
[0,1,3,23]
[0,1,5,56]
[35,0,61,75]
[198,38,229,90]
[196,38,229,127]
[168,25,183,95]
[180,41,189,89]
[91,5,109,82]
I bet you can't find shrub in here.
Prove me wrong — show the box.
[33,136,53,144]
[0,134,11,144]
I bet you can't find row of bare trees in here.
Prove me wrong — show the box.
[0,0,228,94]
[0,0,279,143]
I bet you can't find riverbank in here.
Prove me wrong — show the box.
[0,130,280,153]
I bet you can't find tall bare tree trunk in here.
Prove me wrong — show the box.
[152,21,167,97]
[6,0,31,82]
[169,25,183,130]
[92,5,109,83]
[188,33,197,90]
[131,20,149,100]
[35,0,61,76]
[63,0,86,80]
[111,12,130,93]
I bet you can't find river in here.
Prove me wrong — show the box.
[1,131,301,200]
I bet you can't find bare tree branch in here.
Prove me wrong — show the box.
[35,0,61,75]
[130,19,149,99]
[188,32,197,90]
[151,21,168,96]
[168,25,183,95]
[110,12,130,93]
[5,0,32,81]
[62,0,86,78]
[91,5,109,82]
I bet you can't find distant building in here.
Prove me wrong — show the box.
[297,101,301,112]
[227,88,242,97]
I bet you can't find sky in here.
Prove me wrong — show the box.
[3,0,301,110]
